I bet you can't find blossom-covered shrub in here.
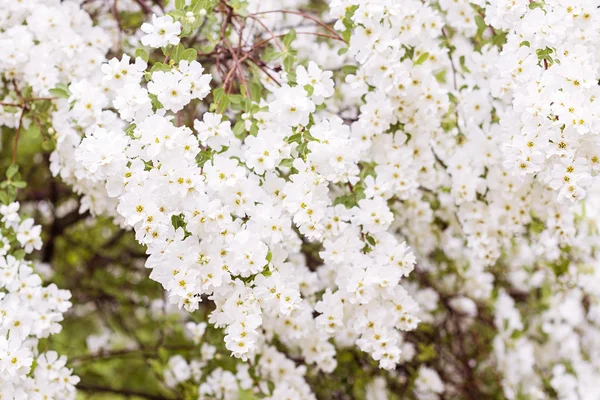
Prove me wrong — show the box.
[1,0,600,399]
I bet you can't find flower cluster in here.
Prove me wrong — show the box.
[163,321,317,399]
[329,0,600,397]
[63,47,420,375]
[0,202,77,398]
[0,0,110,98]
[489,0,600,203]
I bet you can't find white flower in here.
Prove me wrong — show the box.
[269,85,315,127]
[296,61,335,105]
[16,218,42,254]
[140,14,181,48]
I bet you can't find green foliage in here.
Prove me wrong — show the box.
[536,47,557,67]
[135,48,149,62]
[414,52,429,66]
[49,83,71,99]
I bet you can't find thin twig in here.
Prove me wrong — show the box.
[251,9,345,42]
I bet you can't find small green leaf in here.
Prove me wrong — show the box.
[13,249,26,260]
[135,48,149,62]
[249,81,262,102]
[171,214,187,231]
[172,43,185,62]
[303,84,314,97]
[414,52,429,66]
[196,149,214,167]
[529,2,544,10]
[191,0,215,14]
[434,69,447,84]
[238,389,258,400]
[286,133,302,144]
[279,158,293,168]
[125,123,137,138]
[233,120,246,137]
[416,343,437,362]
[158,347,170,362]
[6,165,18,179]
[459,55,471,73]
[282,29,297,49]
[283,54,296,74]
[341,65,358,75]
[49,84,70,99]
[474,15,487,35]
[181,48,197,62]
[365,234,376,247]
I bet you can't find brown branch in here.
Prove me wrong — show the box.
[112,0,123,54]
[133,0,153,14]
[251,9,345,42]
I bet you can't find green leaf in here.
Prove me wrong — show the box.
[158,347,170,362]
[238,389,258,400]
[434,69,447,84]
[341,65,358,75]
[211,88,231,114]
[233,120,246,137]
[13,249,26,260]
[6,164,18,179]
[196,149,214,167]
[262,48,281,63]
[551,257,569,277]
[249,123,258,137]
[135,48,149,62]
[147,359,163,375]
[249,81,262,102]
[191,0,216,14]
[12,181,26,189]
[279,158,294,168]
[474,15,487,35]
[125,123,137,138]
[416,343,437,362]
[414,52,429,66]
[365,234,376,247]
[286,71,297,86]
[149,62,172,73]
[181,48,197,62]
[49,84,70,99]
[491,31,508,48]
[303,84,314,97]
[171,214,186,231]
[175,0,185,9]
[459,55,471,73]
[228,94,243,104]
[169,10,186,20]
[148,93,163,111]
[26,121,40,137]
[283,55,295,74]
[529,1,544,10]
[286,133,302,144]
[172,43,185,62]
[282,29,297,49]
